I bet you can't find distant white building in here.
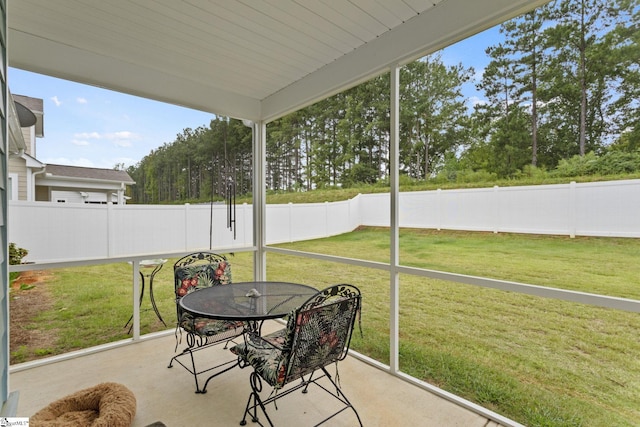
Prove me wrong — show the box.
[36,164,134,204]
[7,93,134,204]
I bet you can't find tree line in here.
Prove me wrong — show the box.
[126,118,252,204]
[126,0,640,204]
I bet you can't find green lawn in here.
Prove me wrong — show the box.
[11,228,640,427]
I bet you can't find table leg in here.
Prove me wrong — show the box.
[148,273,166,326]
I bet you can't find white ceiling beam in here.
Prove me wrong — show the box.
[8,0,550,123]
[8,30,262,121]
[261,0,550,122]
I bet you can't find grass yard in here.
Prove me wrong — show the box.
[9,227,640,427]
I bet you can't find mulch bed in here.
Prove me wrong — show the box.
[9,270,59,364]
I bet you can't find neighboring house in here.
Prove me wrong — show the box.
[7,93,134,204]
[36,164,134,204]
[7,93,44,202]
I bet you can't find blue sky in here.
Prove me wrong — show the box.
[440,26,500,107]
[8,26,500,170]
[8,68,216,169]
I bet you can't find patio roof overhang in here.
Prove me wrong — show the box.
[4,2,553,423]
[8,0,549,124]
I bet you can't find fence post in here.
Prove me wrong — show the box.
[107,202,114,257]
[493,186,499,234]
[356,193,362,230]
[325,201,329,238]
[289,202,294,242]
[569,182,576,238]
[184,203,190,250]
[437,189,442,231]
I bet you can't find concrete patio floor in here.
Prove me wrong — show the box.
[10,325,505,426]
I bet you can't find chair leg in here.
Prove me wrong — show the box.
[167,348,203,393]
[188,348,204,393]
[240,371,275,427]
[168,335,242,394]
[238,368,362,426]
[318,366,363,427]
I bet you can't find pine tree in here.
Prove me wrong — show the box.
[400,55,472,179]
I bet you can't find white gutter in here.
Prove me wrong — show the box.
[29,167,47,202]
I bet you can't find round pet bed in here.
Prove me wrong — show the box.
[30,382,136,427]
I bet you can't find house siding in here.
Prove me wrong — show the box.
[21,127,34,156]
[1,0,11,410]
[35,185,49,202]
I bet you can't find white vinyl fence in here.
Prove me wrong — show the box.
[9,180,640,263]
[362,179,640,237]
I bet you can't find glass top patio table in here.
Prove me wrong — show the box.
[178,281,318,322]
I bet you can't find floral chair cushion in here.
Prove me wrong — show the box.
[179,312,243,336]
[231,326,291,388]
[230,311,297,388]
[231,291,357,389]
[174,261,231,298]
[174,259,241,337]
[286,300,353,382]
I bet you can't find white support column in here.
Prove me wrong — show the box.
[131,260,141,340]
[107,202,114,257]
[253,121,267,281]
[1,0,9,409]
[389,64,400,374]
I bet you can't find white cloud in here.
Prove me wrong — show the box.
[74,132,101,139]
[106,131,140,148]
[74,131,139,140]
[111,131,137,139]
[468,96,487,107]
[77,97,88,104]
[51,96,62,107]
[69,131,140,148]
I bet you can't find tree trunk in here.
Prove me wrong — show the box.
[579,0,587,156]
[531,51,538,167]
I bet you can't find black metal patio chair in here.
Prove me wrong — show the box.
[231,284,363,426]
[168,252,243,393]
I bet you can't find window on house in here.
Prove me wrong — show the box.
[8,173,18,201]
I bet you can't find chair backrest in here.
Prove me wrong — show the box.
[173,252,232,318]
[281,284,361,386]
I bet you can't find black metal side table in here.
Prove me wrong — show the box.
[125,259,168,333]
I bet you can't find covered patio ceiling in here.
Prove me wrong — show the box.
[8,0,548,123]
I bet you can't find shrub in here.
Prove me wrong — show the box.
[552,152,599,177]
[455,169,499,183]
[515,165,548,180]
[551,151,640,177]
[594,150,640,174]
[9,243,28,265]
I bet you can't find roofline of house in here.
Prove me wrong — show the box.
[37,174,135,187]
[19,152,45,169]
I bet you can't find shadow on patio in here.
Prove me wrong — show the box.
[9,322,503,426]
